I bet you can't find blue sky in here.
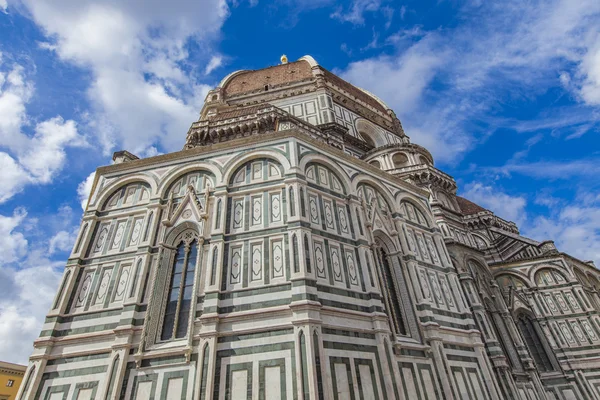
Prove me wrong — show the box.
[0,0,599,363]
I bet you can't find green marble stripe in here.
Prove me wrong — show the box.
[218,328,293,343]
[418,317,477,331]
[46,352,110,366]
[444,344,475,352]
[131,373,158,400]
[44,303,146,324]
[417,363,441,399]
[217,297,291,314]
[160,370,189,400]
[216,283,292,300]
[450,366,473,400]
[321,328,376,340]
[401,255,450,273]
[445,354,479,363]
[225,362,253,400]
[354,358,380,400]
[118,362,136,400]
[306,182,346,200]
[399,349,427,358]
[39,322,119,338]
[300,332,309,400]
[141,355,186,368]
[259,358,287,400]
[399,362,423,400]
[316,283,382,301]
[384,340,400,400]
[323,341,378,353]
[42,365,108,380]
[329,357,356,400]
[200,344,210,400]
[320,298,384,314]
[217,341,295,358]
[73,381,99,400]
[302,221,369,247]
[291,293,320,302]
[42,384,70,400]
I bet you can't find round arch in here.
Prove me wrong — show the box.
[94,175,157,211]
[355,118,388,147]
[157,163,222,198]
[298,154,352,193]
[222,150,291,184]
[494,272,531,289]
[351,174,396,210]
[395,193,435,228]
[530,265,570,286]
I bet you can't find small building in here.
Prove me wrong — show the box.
[0,361,26,400]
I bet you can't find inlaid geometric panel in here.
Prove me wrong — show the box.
[314,241,327,280]
[251,243,263,282]
[230,246,243,285]
[271,239,284,279]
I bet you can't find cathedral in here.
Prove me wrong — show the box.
[19,55,600,400]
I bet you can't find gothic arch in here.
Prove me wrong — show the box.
[157,163,221,198]
[94,175,157,210]
[303,161,349,195]
[101,181,152,211]
[222,150,291,184]
[397,197,433,228]
[352,175,396,211]
[495,272,530,289]
[531,266,570,287]
[299,154,352,193]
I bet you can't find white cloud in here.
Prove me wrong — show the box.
[0,208,28,265]
[205,55,223,75]
[490,159,600,180]
[0,60,87,203]
[48,229,77,254]
[19,117,87,183]
[0,0,7,11]
[0,262,62,364]
[12,0,229,154]
[337,0,600,164]
[77,171,96,210]
[461,182,527,226]
[330,0,382,25]
[526,203,600,265]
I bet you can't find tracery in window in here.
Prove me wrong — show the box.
[161,235,199,341]
[516,313,556,372]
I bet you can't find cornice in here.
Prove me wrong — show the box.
[96,129,430,199]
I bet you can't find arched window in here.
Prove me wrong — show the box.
[292,234,300,273]
[369,160,381,169]
[303,235,312,273]
[74,223,88,253]
[516,313,555,372]
[143,212,154,242]
[392,152,409,168]
[129,259,143,298]
[104,356,120,400]
[289,187,296,217]
[53,270,71,310]
[375,245,407,335]
[161,237,198,340]
[300,187,306,217]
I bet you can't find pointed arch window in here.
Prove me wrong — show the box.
[375,246,407,336]
[161,238,198,341]
[516,313,555,372]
